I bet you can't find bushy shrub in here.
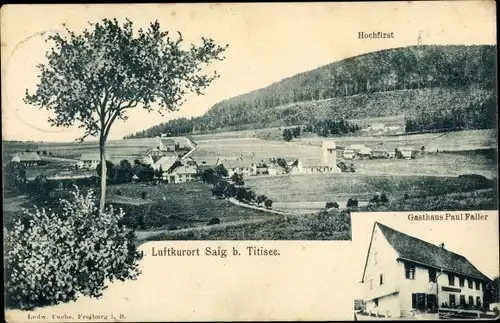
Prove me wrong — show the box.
[301,210,351,240]
[207,217,221,225]
[4,187,143,310]
[347,197,359,208]
[4,162,27,196]
[325,201,339,209]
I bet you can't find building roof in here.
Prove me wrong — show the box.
[346,144,369,150]
[13,152,41,161]
[300,158,329,168]
[192,157,220,167]
[343,149,357,154]
[159,138,176,148]
[268,164,285,170]
[346,144,372,154]
[172,165,198,175]
[366,222,491,282]
[220,158,257,169]
[398,146,413,151]
[80,153,101,161]
[154,156,179,171]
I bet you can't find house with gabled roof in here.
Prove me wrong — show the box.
[295,158,331,173]
[344,144,373,158]
[153,155,180,174]
[361,222,491,319]
[219,157,260,177]
[165,165,198,184]
[12,152,42,167]
[192,156,220,173]
[397,146,414,160]
[79,153,101,169]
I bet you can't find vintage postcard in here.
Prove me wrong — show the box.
[2,1,498,322]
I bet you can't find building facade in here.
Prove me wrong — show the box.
[362,222,490,319]
[79,153,101,169]
[164,165,198,184]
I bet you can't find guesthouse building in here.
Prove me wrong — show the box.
[361,222,490,319]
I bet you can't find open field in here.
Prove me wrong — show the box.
[245,173,497,214]
[344,150,497,179]
[296,129,497,152]
[191,137,323,158]
[2,137,193,160]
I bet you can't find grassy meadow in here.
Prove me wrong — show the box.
[105,181,273,231]
[296,129,497,152]
[245,173,497,214]
[345,150,496,179]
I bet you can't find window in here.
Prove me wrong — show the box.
[448,273,455,286]
[468,279,473,289]
[412,293,426,310]
[459,295,465,306]
[370,279,373,290]
[468,296,474,305]
[379,274,384,285]
[449,294,456,307]
[429,268,437,283]
[373,252,378,265]
[405,263,415,280]
[476,297,481,307]
[475,281,480,290]
[459,276,465,287]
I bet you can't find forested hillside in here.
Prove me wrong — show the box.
[125,45,497,138]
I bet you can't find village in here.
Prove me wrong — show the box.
[9,133,419,184]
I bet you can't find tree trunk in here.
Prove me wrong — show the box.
[99,139,107,214]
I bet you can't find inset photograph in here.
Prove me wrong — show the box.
[352,213,499,320]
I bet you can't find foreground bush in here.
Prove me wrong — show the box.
[300,210,351,240]
[4,187,143,310]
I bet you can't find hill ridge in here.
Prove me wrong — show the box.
[125,44,497,138]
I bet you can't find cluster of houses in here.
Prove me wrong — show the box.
[72,139,343,183]
[11,136,417,184]
[342,144,415,160]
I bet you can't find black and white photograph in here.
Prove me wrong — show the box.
[2,2,497,322]
[352,213,499,320]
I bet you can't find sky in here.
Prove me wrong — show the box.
[1,2,496,142]
[351,211,500,299]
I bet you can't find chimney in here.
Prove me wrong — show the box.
[439,243,446,249]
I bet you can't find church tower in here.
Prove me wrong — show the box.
[323,141,342,173]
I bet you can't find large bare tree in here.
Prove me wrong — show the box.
[25,18,228,212]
